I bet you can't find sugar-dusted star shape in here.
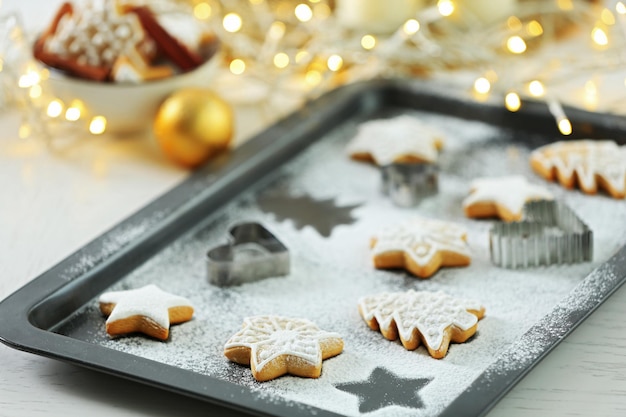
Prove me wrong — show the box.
[463,175,553,222]
[336,367,432,413]
[346,115,444,166]
[371,217,471,278]
[98,284,194,340]
[358,290,485,359]
[224,315,344,382]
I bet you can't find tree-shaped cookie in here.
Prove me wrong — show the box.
[358,290,485,359]
[224,315,344,382]
[530,139,626,198]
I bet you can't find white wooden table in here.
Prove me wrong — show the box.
[2,1,626,416]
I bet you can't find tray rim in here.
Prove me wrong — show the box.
[2,78,626,417]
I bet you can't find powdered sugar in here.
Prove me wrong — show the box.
[56,109,626,417]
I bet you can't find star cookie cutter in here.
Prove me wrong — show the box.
[206,222,290,286]
[380,163,439,207]
[490,200,593,269]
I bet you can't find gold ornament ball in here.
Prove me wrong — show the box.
[154,88,234,168]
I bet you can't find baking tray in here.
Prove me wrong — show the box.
[2,79,626,417]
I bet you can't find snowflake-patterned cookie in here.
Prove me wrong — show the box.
[346,115,444,166]
[530,139,626,198]
[462,175,554,222]
[371,217,471,278]
[99,284,194,340]
[358,290,485,359]
[224,315,344,382]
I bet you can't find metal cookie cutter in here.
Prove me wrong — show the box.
[381,163,439,207]
[490,200,593,269]
[206,222,290,286]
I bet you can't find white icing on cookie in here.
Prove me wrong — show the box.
[99,284,193,329]
[346,115,444,165]
[462,175,553,215]
[372,217,470,267]
[359,290,483,350]
[224,316,342,372]
[531,140,626,196]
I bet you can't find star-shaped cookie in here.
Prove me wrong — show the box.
[336,367,432,413]
[99,284,194,340]
[224,315,344,382]
[358,290,485,359]
[371,217,471,278]
[346,115,444,166]
[462,175,553,222]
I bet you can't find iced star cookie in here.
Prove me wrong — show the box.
[346,115,444,166]
[99,284,194,340]
[462,175,554,222]
[371,217,471,278]
[358,290,485,359]
[530,140,626,198]
[224,315,344,382]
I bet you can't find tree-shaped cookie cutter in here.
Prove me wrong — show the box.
[380,162,439,207]
[206,222,290,286]
[490,200,593,268]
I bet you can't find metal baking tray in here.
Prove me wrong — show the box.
[2,79,626,417]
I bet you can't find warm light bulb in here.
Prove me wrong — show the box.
[528,80,545,97]
[474,77,491,94]
[437,0,454,17]
[526,20,543,36]
[327,54,343,72]
[592,26,608,46]
[46,100,64,118]
[273,52,290,69]
[507,36,527,54]
[29,84,42,99]
[193,2,212,20]
[601,8,616,25]
[223,13,242,32]
[295,50,310,63]
[617,2,626,15]
[361,35,376,50]
[305,70,322,86]
[18,70,40,88]
[557,0,573,11]
[507,16,522,31]
[505,92,521,112]
[230,59,246,74]
[558,119,572,135]
[403,19,420,35]
[269,21,286,39]
[295,4,313,22]
[65,106,81,121]
[89,116,107,135]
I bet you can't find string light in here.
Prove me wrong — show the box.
[617,2,626,15]
[474,77,491,94]
[193,2,211,20]
[557,0,574,11]
[273,52,290,69]
[28,84,42,99]
[18,123,31,139]
[295,50,310,63]
[526,20,543,36]
[327,54,343,72]
[505,92,521,112]
[361,35,376,50]
[65,106,81,121]
[601,9,615,25]
[507,16,523,31]
[305,70,322,87]
[437,0,454,17]
[89,116,107,135]
[529,80,545,97]
[558,118,572,135]
[223,13,242,33]
[46,100,63,118]
[403,19,420,35]
[591,26,608,46]
[507,36,527,54]
[18,70,40,88]
[229,58,246,75]
[294,4,313,22]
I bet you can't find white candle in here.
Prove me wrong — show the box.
[335,0,425,34]
[456,0,518,24]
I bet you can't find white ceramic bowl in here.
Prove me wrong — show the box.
[41,47,222,134]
